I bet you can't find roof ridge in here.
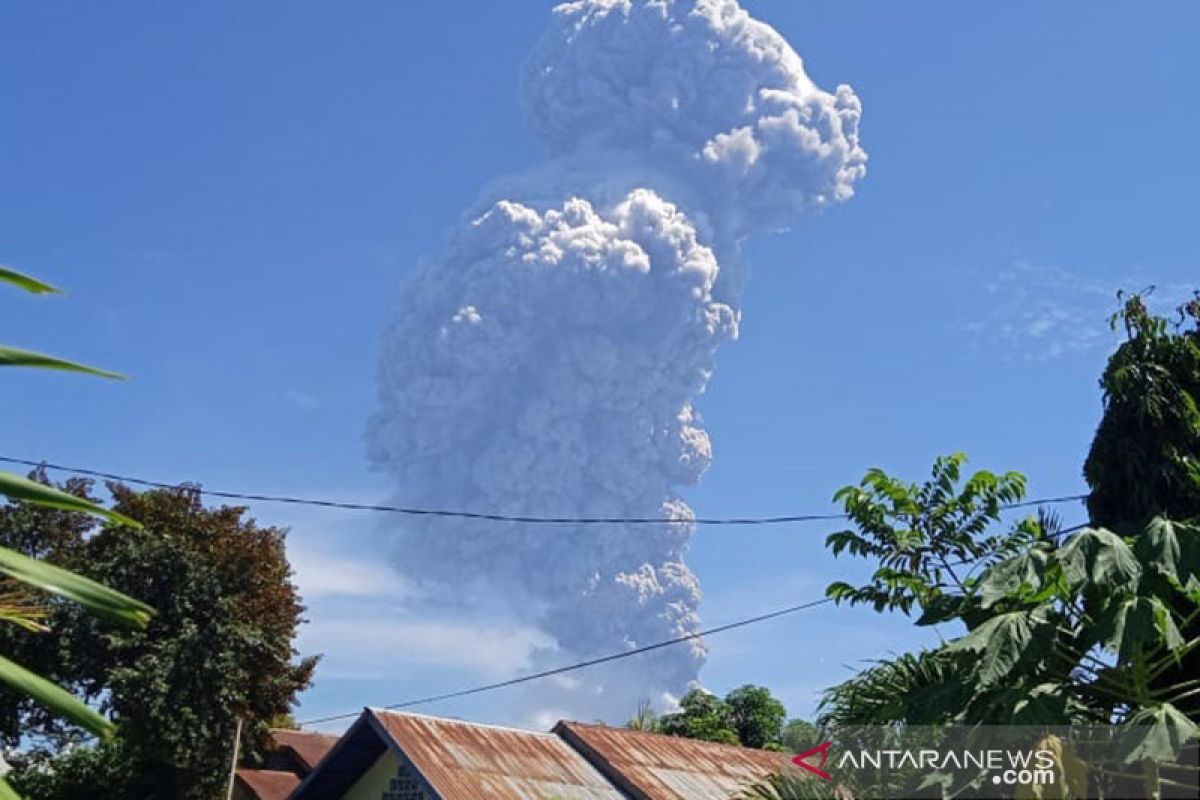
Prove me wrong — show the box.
[557,719,790,756]
[369,708,564,739]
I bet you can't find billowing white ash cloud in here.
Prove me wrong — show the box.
[368,0,865,720]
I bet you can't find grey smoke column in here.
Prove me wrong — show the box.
[368,0,866,718]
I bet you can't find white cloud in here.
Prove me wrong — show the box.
[289,541,409,601]
[964,260,1193,360]
[298,615,554,680]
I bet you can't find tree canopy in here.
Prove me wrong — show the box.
[818,292,1200,797]
[634,684,806,752]
[2,480,318,799]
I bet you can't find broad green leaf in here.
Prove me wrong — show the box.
[1133,517,1183,581]
[0,654,113,739]
[945,609,1048,685]
[1010,682,1071,725]
[0,547,153,628]
[979,545,1052,608]
[1058,526,1140,591]
[0,775,21,800]
[1099,596,1185,661]
[0,265,60,295]
[1115,703,1197,765]
[0,471,140,528]
[0,345,125,379]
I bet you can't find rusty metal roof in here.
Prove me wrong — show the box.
[268,728,340,773]
[554,721,796,800]
[372,710,630,799]
[234,768,301,800]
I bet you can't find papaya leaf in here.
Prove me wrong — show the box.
[1059,526,1140,591]
[1134,517,1183,581]
[1010,682,1071,726]
[979,545,1052,608]
[1098,596,1184,662]
[945,608,1049,685]
[1115,703,1197,765]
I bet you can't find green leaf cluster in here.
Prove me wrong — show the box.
[825,452,1031,615]
[629,685,805,751]
[1,484,319,799]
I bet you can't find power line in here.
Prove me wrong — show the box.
[299,519,1094,727]
[299,596,835,726]
[0,455,1088,527]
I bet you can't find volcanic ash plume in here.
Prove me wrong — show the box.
[368,0,866,719]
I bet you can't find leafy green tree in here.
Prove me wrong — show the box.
[1,265,152,800]
[1085,292,1200,722]
[726,685,787,750]
[780,718,820,755]
[825,452,1030,617]
[2,483,318,799]
[656,688,739,745]
[10,741,137,800]
[821,470,1199,794]
[652,685,793,750]
[1085,292,1200,529]
[818,294,1200,797]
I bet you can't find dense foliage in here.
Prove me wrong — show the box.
[1,482,318,799]
[629,685,810,752]
[1085,292,1200,529]
[818,293,1200,796]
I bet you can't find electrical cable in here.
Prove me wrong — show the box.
[300,596,835,725]
[299,519,1091,726]
[0,455,1087,528]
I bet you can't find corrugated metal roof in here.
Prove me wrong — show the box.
[373,710,630,799]
[268,728,340,773]
[554,721,797,800]
[234,768,300,800]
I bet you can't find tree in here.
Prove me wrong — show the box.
[3,483,318,799]
[816,293,1200,797]
[1085,291,1200,529]
[1,265,152,800]
[780,718,819,755]
[726,685,787,750]
[656,688,739,746]
[624,698,657,731]
[649,685,799,751]
[1085,292,1200,722]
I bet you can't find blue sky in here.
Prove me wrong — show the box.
[2,1,1197,730]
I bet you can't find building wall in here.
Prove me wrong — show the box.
[345,752,400,800]
[345,751,432,800]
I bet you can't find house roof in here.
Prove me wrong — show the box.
[234,769,300,800]
[293,709,629,799]
[232,728,341,799]
[267,728,340,773]
[553,721,794,800]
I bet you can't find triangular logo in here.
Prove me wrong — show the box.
[792,740,832,780]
